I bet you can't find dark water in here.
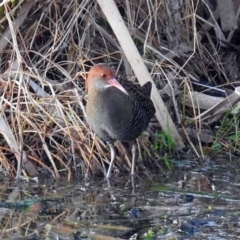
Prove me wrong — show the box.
[1,156,240,239]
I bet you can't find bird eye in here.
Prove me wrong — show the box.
[101,73,106,78]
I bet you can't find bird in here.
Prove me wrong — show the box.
[86,64,155,178]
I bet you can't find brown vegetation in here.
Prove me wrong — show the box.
[0,0,240,179]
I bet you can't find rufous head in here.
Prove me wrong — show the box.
[86,64,128,95]
[86,64,114,89]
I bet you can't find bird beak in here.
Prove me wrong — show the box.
[107,78,128,95]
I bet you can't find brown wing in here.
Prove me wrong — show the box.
[117,77,155,117]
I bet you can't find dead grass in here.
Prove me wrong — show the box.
[0,0,239,179]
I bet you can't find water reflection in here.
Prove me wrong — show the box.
[0,156,240,239]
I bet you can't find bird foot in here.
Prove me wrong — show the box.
[15,175,38,183]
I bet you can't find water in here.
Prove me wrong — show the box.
[0,155,240,239]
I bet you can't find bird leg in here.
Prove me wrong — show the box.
[131,142,137,175]
[106,143,115,178]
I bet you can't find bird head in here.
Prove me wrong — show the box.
[86,64,128,95]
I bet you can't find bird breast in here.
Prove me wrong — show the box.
[86,87,134,142]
